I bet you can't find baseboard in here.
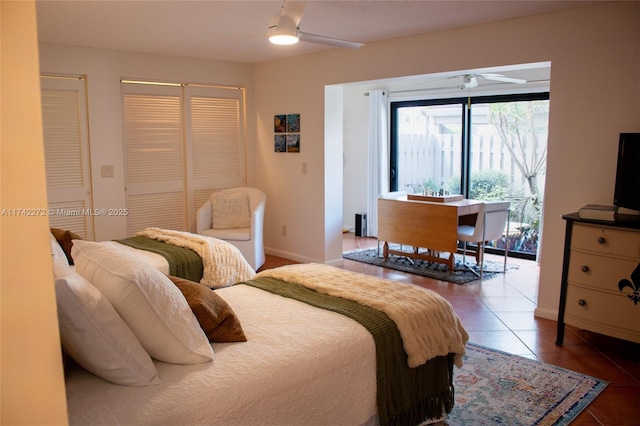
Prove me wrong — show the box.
[264,247,345,267]
[264,247,311,263]
[534,307,558,321]
[325,257,345,267]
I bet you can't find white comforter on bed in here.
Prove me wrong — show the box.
[65,284,378,425]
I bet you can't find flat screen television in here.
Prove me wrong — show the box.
[613,132,640,212]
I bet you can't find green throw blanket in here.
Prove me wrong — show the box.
[241,276,455,426]
[115,236,204,282]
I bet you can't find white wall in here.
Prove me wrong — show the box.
[254,2,639,317]
[324,86,345,263]
[253,56,334,263]
[342,85,370,231]
[38,44,256,241]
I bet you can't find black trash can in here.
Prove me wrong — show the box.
[355,213,367,237]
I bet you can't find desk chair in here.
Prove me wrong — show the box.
[457,201,510,277]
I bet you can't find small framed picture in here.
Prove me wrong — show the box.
[286,134,300,153]
[286,114,300,132]
[274,115,287,133]
[274,135,286,152]
[274,113,301,153]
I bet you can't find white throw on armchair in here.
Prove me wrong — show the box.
[196,187,266,270]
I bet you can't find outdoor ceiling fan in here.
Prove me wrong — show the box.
[414,73,528,92]
[268,0,364,49]
[458,73,527,89]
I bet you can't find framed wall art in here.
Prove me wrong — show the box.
[274,113,300,153]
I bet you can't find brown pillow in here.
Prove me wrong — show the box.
[50,228,83,265]
[168,276,247,343]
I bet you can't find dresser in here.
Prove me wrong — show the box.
[556,213,640,345]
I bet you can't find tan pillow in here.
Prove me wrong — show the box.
[168,276,247,343]
[211,191,251,230]
[51,228,83,265]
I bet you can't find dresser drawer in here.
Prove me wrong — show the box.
[567,250,639,292]
[565,285,640,337]
[571,223,640,259]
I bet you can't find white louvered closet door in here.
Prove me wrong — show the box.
[184,85,246,229]
[41,76,94,239]
[122,84,186,235]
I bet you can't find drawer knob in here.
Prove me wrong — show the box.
[580,265,590,273]
[578,299,586,306]
[597,237,606,244]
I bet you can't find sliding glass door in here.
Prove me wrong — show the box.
[390,100,465,196]
[390,93,549,259]
[467,97,549,257]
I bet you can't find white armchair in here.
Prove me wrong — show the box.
[196,187,266,270]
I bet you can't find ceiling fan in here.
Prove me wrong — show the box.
[457,73,527,89]
[413,73,528,92]
[198,1,364,49]
[268,1,364,49]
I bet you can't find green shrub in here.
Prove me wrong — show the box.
[469,170,510,200]
[447,170,510,200]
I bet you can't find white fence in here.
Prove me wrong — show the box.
[396,132,545,197]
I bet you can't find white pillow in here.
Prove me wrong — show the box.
[72,240,214,365]
[50,233,69,265]
[52,259,160,386]
[211,191,251,229]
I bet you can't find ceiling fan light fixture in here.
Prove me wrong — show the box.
[268,15,300,45]
[269,33,299,45]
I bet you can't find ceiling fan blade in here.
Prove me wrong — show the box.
[281,1,307,26]
[298,32,364,49]
[479,74,527,84]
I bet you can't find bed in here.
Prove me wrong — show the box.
[50,228,469,425]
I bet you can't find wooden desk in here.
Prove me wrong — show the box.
[377,198,483,271]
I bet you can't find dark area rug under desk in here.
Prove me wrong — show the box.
[343,245,516,284]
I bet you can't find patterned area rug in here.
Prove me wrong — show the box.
[449,343,608,425]
[343,246,514,284]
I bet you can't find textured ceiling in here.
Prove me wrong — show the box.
[36,0,605,64]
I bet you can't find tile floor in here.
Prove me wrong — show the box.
[259,232,640,425]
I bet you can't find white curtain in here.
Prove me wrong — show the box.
[366,90,389,237]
